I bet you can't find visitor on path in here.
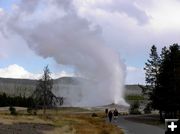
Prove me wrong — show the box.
[105,108,108,117]
[113,108,118,120]
[108,110,113,122]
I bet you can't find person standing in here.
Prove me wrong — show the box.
[108,110,113,122]
[113,108,118,120]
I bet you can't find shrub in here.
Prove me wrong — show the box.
[92,113,98,117]
[27,107,32,114]
[100,129,109,134]
[33,110,37,115]
[9,106,17,115]
[144,103,152,114]
[130,109,141,115]
[129,101,141,115]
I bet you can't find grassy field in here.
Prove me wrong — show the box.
[125,95,145,101]
[0,107,124,134]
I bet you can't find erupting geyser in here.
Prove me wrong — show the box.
[2,0,127,106]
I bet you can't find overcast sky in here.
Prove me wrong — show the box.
[0,0,180,84]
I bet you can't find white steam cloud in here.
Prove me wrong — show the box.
[1,0,127,106]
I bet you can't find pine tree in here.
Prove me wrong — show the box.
[144,45,160,112]
[155,44,180,119]
[144,45,160,88]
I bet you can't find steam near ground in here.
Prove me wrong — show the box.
[0,0,127,107]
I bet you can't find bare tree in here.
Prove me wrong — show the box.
[32,65,63,115]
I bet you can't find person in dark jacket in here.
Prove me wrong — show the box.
[108,110,113,122]
[113,108,118,120]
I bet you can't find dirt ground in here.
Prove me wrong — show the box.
[0,123,54,134]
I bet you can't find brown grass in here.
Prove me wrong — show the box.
[51,112,123,134]
[0,107,124,134]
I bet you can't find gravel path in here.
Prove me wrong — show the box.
[110,116,165,134]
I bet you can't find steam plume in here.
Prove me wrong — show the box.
[2,0,127,106]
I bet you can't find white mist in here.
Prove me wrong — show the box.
[1,0,128,107]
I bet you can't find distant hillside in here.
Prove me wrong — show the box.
[0,77,143,96]
[125,85,142,95]
[0,78,35,96]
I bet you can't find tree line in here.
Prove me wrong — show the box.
[0,93,35,107]
[144,44,180,120]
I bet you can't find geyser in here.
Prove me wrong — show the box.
[1,0,127,106]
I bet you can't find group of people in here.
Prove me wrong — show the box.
[105,108,119,122]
